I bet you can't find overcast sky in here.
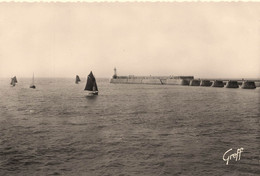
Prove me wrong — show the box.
[0,3,259,78]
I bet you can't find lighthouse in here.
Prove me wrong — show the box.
[113,67,117,79]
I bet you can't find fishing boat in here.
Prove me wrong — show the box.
[10,77,16,86]
[13,76,18,83]
[30,73,36,89]
[75,75,81,84]
[84,71,98,95]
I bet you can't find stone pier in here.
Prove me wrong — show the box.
[241,81,256,89]
[211,80,224,87]
[225,81,239,88]
[200,80,212,87]
[189,79,200,86]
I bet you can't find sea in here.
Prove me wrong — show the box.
[0,78,259,176]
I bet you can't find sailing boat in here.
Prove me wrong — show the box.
[10,77,16,86]
[13,76,18,83]
[10,76,17,86]
[84,71,98,95]
[30,73,36,89]
[75,75,81,84]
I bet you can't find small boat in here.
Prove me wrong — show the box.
[13,76,18,83]
[84,71,98,95]
[75,75,81,84]
[30,73,36,89]
[10,77,16,86]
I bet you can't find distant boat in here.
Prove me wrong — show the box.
[84,71,98,95]
[30,73,36,89]
[75,75,81,84]
[13,76,18,83]
[10,77,16,86]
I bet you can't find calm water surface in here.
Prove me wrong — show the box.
[0,78,259,176]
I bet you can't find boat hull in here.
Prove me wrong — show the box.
[85,91,98,96]
[92,91,98,95]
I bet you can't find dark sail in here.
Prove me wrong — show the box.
[75,75,81,84]
[84,71,98,92]
[13,76,18,83]
[11,77,16,86]
[93,81,98,91]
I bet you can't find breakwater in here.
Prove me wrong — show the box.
[241,81,256,89]
[200,80,212,87]
[225,81,239,88]
[110,76,259,89]
[211,80,224,87]
[110,76,194,85]
[189,79,200,86]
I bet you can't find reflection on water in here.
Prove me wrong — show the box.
[85,95,98,100]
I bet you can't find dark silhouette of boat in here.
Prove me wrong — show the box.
[13,76,18,83]
[75,75,81,84]
[84,71,98,95]
[10,77,16,86]
[30,73,36,89]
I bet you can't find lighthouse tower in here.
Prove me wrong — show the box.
[113,67,117,79]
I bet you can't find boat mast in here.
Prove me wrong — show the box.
[32,73,34,85]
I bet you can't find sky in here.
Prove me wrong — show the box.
[0,2,259,78]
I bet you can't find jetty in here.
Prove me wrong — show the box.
[241,81,256,89]
[189,79,200,86]
[110,68,259,89]
[200,80,212,87]
[225,81,239,88]
[211,80,224,87]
